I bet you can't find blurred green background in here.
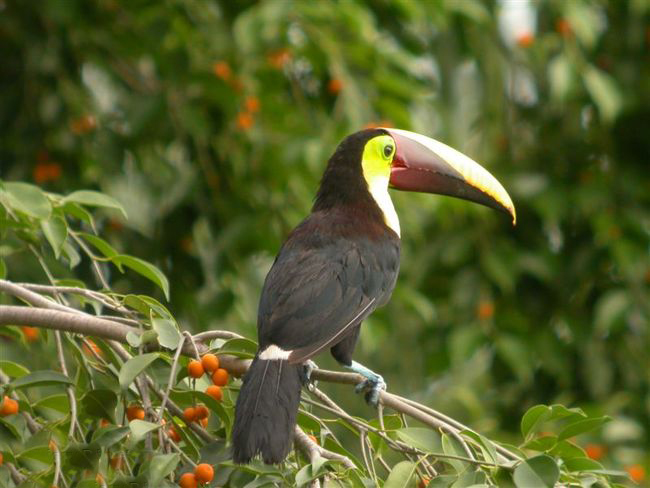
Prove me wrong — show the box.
[1,0,648,477]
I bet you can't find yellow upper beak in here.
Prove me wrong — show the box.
[384,128,516,225]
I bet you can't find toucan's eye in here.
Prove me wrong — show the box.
[383,145,394,158]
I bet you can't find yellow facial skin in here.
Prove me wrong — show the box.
[361,135,400,236]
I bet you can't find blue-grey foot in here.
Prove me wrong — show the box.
[346,360,386,406]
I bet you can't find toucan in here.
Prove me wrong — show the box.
[232,128,515,464]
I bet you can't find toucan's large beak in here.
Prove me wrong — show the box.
[384,128,516,225]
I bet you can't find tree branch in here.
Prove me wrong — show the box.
[1,280,523,469]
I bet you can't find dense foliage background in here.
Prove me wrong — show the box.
[1,0,648,485]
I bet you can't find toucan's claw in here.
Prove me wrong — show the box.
[301,360,318,387]
[355,376,386,407]
[346,361,386,407]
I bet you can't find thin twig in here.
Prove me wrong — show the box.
[6,462,25,485]
[52,441,62,487]
[159,334,187,424]
[55,330,79,440]
[293,426,355,470]
[183,331,201,360]
[70,232,111,290]
[193,329,244,342]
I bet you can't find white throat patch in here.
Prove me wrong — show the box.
[367,175,400,237]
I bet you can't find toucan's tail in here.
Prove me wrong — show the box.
[232,355,303,464]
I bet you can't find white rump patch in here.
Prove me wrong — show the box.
[259,344,292,360]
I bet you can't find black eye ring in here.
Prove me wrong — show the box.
[384,145,393,158]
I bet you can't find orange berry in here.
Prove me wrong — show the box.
[195,405,209,420]
[555,18,571,37]
[516,32,534,48]
[236,112,253,130]
[308,434,318,445]
[200,417,208,428]
[21,326,39,342]
[100,418,110,428]
[33,163,62,184]
[327,78,343,95]
[205,385,223,402]
[585,443,605,460]
[212,61,231,80]
[0,452,3,466]
[188,360,205,379]
[245,96,260,113]
[0,396,19,416]
[194,463,214,483]
[179,472,197,488]
[183,407,196,423]
[126,405,145,421]
[626,464,646,483]
[267,49,291,69]
[83,339,103,357]
[477,301,494,320]
[70,115,97,135]
[419,477,430,488]
[211,368,229,387]
[201,354,220,373]
[48,440,57,452]
[110,454,123,470]
[168,426,181,443]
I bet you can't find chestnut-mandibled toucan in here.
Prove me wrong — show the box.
[232,128,515,464]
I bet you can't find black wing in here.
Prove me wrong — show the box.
[257,223,399,364]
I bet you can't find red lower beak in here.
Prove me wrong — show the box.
[384,128,516,224]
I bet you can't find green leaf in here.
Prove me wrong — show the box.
[126,330,142,347]
[521,405,552,440]
[461,430,497,464]
[1,182,52,219]
[112,254,169,300]
[17,445,53,469]
[0,258,5,279]
[78,232,118,258]
[61,240,81,268]
[395,427,441,453]
[65,442,102,470]
[41,215,68,258]
[584,67,623,123]
[563,457,603,472]
[0,360,30,378]
[93,426,130,448]
[594,290,629,334]
[384,461,416,488]
[549,440,586,460]
[62,190,127,217]
[81,389,118,423]
[119,352,160,390]
[218,337,258,358]
[441,433,467,473]
[129,419,161,443]
[62,201,95,227]
[548,54,573,102]
[10,370,74,389]
[557,416,610,441]
[513,455,560,488]
[151,316,181,350]
[33,394,69,414]
[522,435,557,452]
[111,476,149,488]
[148,453,180,486]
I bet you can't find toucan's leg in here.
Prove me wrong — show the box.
[330,326,386,406]
[345,361,386,406]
